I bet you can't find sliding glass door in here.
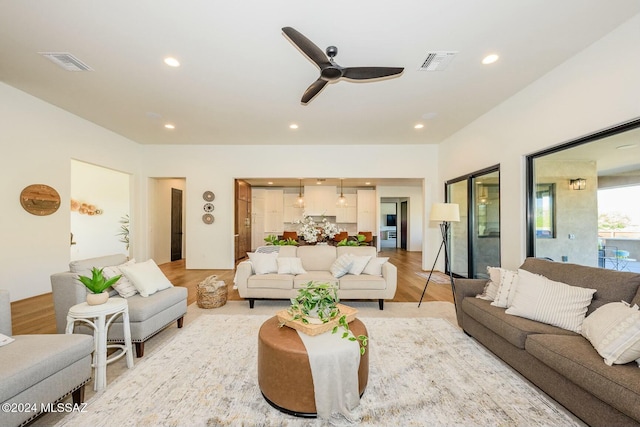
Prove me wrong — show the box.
[446,166,500,278]
[447,180,468,277]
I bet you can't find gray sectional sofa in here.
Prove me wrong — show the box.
[455,258,640,427]
[0,290,93,427]
[235,245,397,309]
[51,254,188,357]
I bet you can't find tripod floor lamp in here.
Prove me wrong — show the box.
[418,202,460,309]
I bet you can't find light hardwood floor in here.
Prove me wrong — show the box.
[9,249,453,335]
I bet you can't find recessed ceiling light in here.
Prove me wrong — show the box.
[164,57,180,67]
[268,181,273,185]
[164,123,175,129]
[414,124,424,129]
[482,54,499,65]
[616,144,637,150]
[365,182,371,185]
[289,124,299,129]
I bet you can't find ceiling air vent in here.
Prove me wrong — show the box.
[419,51,458,71]
[39,52,93,71]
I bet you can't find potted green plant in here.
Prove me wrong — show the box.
[336,234,367,246]
[77,267,121,305]
[263,235,299,246]
[286,281,368,355]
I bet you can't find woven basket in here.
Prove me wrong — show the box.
[196,276,227,309]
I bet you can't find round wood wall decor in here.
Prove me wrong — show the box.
[203,191,215,202]
[20,184,61,216]
[202,213,214,224]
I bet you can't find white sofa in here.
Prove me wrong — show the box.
[235,245,397,309]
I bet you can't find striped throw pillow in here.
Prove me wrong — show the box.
[490,269,519,308]
[505,269,596,333]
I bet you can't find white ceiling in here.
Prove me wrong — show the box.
[1,1,639,148]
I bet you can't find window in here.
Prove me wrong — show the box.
[526,118,640,270]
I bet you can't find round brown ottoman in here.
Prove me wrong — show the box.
[258,316,369,417]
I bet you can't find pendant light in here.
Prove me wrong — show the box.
[295,179,305,208]
[337,179,347,206]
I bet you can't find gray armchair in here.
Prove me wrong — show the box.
[51,254,188,357]
[0,289,93,427]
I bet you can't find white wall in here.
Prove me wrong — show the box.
[438,14,640,271]
[0,83,142,301]
[140,144,440,269]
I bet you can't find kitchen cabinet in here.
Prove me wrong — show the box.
[283,193,304,223]
[336,193,357,223]
[264,189,284,234]
[357,189,377,232]
[251,189,266,250]
[304,186,337,216]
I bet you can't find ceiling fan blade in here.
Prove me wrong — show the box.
[301,78,328,104]
[342,67,404,80]
[282,27,331,68]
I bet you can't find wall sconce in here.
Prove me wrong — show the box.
[570,178,586,190]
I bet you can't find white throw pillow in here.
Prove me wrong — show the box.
[362,257,389,276]
[330,254,354,278]
[102,259,138,298]
[582,301,640,366]
[348,255,372,275]
[490,269,519,308]
[119,259,174,298]
[476,266,501,301]
[247,252,279,275]
[505,269,596,333]
[276,257,307,275]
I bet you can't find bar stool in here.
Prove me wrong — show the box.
[65,297,134,391]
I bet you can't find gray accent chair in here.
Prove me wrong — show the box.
[0,289,93,427]
[51,254,188,357]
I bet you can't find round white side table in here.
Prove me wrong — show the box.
[65,297,134,391]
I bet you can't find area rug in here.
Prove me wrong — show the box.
[415,270,453,284]
[54,314,582,427]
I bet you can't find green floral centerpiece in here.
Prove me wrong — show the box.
[283,281,368,355]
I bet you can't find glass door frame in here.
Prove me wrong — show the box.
[446,164,501,278]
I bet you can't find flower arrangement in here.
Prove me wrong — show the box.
[295,213,340,243]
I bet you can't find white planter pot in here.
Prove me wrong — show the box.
[86,291,109,305]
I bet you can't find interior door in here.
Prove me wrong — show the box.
[400,201,408,249]
[170,188,183,261]
[235,180,252,261]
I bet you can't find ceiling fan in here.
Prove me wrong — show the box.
[282,26,404,105]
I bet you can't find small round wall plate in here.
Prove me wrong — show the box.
[202,213,214,224]
[203,203,214,212]
[203,191,215,202]
[20,184,61,216]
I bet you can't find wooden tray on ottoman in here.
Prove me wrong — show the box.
[276,304,358,336]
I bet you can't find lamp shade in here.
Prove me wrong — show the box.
[430,203,460,222]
